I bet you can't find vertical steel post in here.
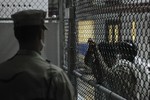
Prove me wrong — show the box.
[58,0,64,68]
[67,0,77,98]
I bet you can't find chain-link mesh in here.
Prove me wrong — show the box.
[63,19,70,68]
[73,0,150,100]
[0,0,48,19]
[1,0,149,99]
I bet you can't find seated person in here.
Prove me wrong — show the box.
[118,40,149,100]
[84,39,138,99]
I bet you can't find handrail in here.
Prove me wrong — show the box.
[73,70,127,100]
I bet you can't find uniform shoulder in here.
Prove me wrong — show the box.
[46,64,69,83]
[48,64,64,74]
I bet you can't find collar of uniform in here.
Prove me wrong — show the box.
[17,50,45,61]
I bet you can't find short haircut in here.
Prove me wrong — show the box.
[118,40,138,62]
[118,40,138,57]
[98,42,117,58]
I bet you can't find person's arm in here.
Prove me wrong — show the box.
[85,39,110,74]
[47,65,75,100]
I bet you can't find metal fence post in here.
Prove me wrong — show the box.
[67,3,78,98]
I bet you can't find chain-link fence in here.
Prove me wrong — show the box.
[0,0,150,100]
[63,0,150,100]
[0,0,49,19]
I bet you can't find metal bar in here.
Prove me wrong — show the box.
[73,70,127,100]
[76,2,150,16]
[0,18,12,20]
[67,5,78,97]
[93,3,150,13]
[62,65,68,71]
[58,0,64,68]
[0,17,58,20]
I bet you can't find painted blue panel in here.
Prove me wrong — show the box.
[78,43,88,56]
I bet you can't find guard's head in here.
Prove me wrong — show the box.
[11,10,47,51]
[118,40,138,62]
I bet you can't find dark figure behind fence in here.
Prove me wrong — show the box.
[117,40,149,100]
[84,39,142,100]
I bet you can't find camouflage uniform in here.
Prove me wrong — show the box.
[110,59,137,100]
[108,58,149,100]
[134,57,149,100]
[0,50,75,100]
